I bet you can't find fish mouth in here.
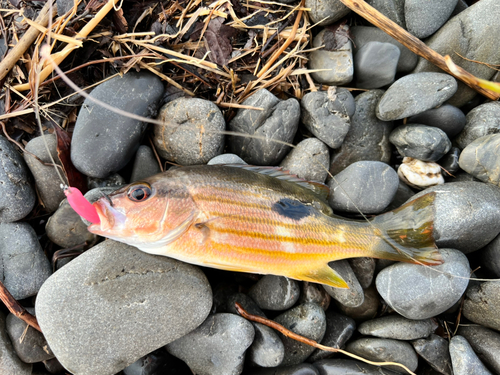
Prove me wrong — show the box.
[88,199,126,235]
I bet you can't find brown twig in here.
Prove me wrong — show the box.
[0,280,41,332]
[336,0,500,101]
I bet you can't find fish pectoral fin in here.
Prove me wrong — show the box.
[297,265,349,289]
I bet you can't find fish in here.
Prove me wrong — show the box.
[88,164,442,288]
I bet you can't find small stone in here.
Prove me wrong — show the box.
[208,153,246,165]
[300,89,354,149]
[449,171,480,183]
[247,322,285,368]
[412,334,452,375]
[385,180,415,211]
[346,338,418,373]
[130,145,161,182]
[280,138,330,183]
[306,0,350,26]
[226,293,266,317]
[247,363,320,375]
[313,358,397,375]
[348,258,376,289]
[463,281,500,332]
[405,0,458,39]
[408,104,465,138]
[459,134,500,185]
[440,147,461,178]
[478,233,500,278]
[354,42,400,89]
[0,135,35,222]
[376,73,457,121]
[449,335,493,375]
[322,260,364,308]
[274,303,326,366]
[229,89,300,165]
[376,249,470,319]
[153,97,225,165]
[0,312,31,374]
[365,0,406,28]
[166,313,254,375]
[358,315,437,340]
[122,349,172,375]
[71,72,164,178]
[248,276,300,311]
[299,282,331,311]
[397,157,444,190]
[456,102,500,149]
[328,161,399,214]
[87,173,126,189]
[458,325,500,374]
[56,0,74,15]
[451,0,468,16]
[335,286,379,322]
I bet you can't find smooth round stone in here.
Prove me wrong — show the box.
[346,338,418,373]
[322,260,364,308]
[329,90,393,176]
[274,303,326,366]
[153,97,225,165]
[408,104,465,138]
[226,292,266,317]
[6,308,54,363]
[0,312,32,375]
[354,42,400,89]
[348,258,376,289]
[398,157,444,190]
[335,286,379,322]
[463,281,500,332]
[123,349,172,375]
[365,0,406,29]
[449,336,493,375]
[247,321,285,368]
[87,173,125,189]
[412,0,500,107]
[458,325,500,374]
[130,145,161,182]
[46,198,96,248]
[247,363,320,375]
[301,89,354,149]
[412,334,453,375]
[375,249,470,319]
[23,134,67,212]
[358,315,437,340]
[459,134,500,185]
[390,124,451,162]
[405,0,458,39]
[478,233,500,277]
[280,138,330,183]
[456,102,500,149]
[0,222,51,300]
[440,147,461,178]
[385,180,415,211]
[328,161,399,214]
[306,0,350,26]
[71,71,164,178]
[451,0,468,16]
[35,240,212,375]
[166,313,254,375]
[229,89,300,165]
[248,276,300,311]
[0,135,35,222]
[407,182,500,252]
[208,153,246,165]
[300,282,331,311]
[376,73,457,121]
[313,358,397,375]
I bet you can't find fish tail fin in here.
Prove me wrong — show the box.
[370,192,442,266]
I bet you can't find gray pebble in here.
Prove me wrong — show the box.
[449,335,493,375]
[358,315,438,340]
[274,303,326,366]
[365,0,406,29]
[167,313,254,375]
[449,171,480,183]
[87,173,126,189]
[23,134,67,212]
[247,322,285,368]
[328,161,399,214]
[348,258,376,289]
[56,0,74,15]
[459,134,500,185]
[306,0,350,26]
[376,73,457,121]
[153,97,225,165]
[329,90,393,176]
[0,312,31,375]
[335,286,379,322]
[440,147,461,178]
[248,276,300,311]
[0,135,35,222]
[130,145,161,182]
[313,358,398,375]
[458,325,500,374]
[0,222,51,300]
[463,281,500,332]
[354,42,400,89]
[346,338,418,373]
[408,104,465,138]
[247,363,320,375]
[478,233,500,277]
[412,334,452,375]
[208,153,246,165]
[300,89,354,149]
[226,292,266,317]
[35,240,212,375]
[122,350,171,375]
[385,180,415,211]
[322,260,364,308]
[280,138,330,183]
[229,89,300,165]
[299,282,331,311]
[451,0,468,16]
[456,102,500,149]
[71,71,164,178]
[405,0,458,39]
[376,249,470,319]
[389,124,451,162]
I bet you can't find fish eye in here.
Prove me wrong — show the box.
[127,184,152,202]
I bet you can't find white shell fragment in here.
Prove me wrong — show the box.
[397,157,444,190]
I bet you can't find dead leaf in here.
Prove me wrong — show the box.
[113,8,128,34]
[323,21,350,51]
[204,17,238,66]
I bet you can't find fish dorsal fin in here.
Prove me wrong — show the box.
[224,164,330,201]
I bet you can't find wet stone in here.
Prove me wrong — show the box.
[280,138,330,183]
[458,325,500,374]
[463,281,500,332]
[248,276,300,311]
[130,145,161,182]
[348,258,375,289]
[449,335,493,375]
[313,358,398,375]
[166,313,254,375]
[274,303,326,366]
[408,104,465,139]
[208,153,246,165]
[456,102,500,149]
[358,315,437,340]
[329,90,393,176]
[299,282,331,311]
[354,42,400,89]
[405,0,458,39]
[0,312,32,375]
[376,249,470,319]
[322,260,364,308]
[376,73,457,121]
[71,71,164,178]
[385,180,415,211]
[459,134,500,186]
[87,173,126,189]
[328,161,399,214]
[229,89,300,165]
[0,135,35,222]
[247,321,285,368]
[478,233,500,278]
[440,147,461,178]
[335,286,379,322]
[412,334,452,375]
[246,363,320,375]
[305,0,350,27]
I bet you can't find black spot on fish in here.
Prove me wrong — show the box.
[272,198,312,221]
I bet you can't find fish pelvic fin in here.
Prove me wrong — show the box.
[370,192,442,266]
[296,265,349,289]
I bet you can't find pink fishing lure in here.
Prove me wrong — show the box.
[64,187,100,224]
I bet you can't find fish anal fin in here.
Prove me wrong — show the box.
[297,265,349,289]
